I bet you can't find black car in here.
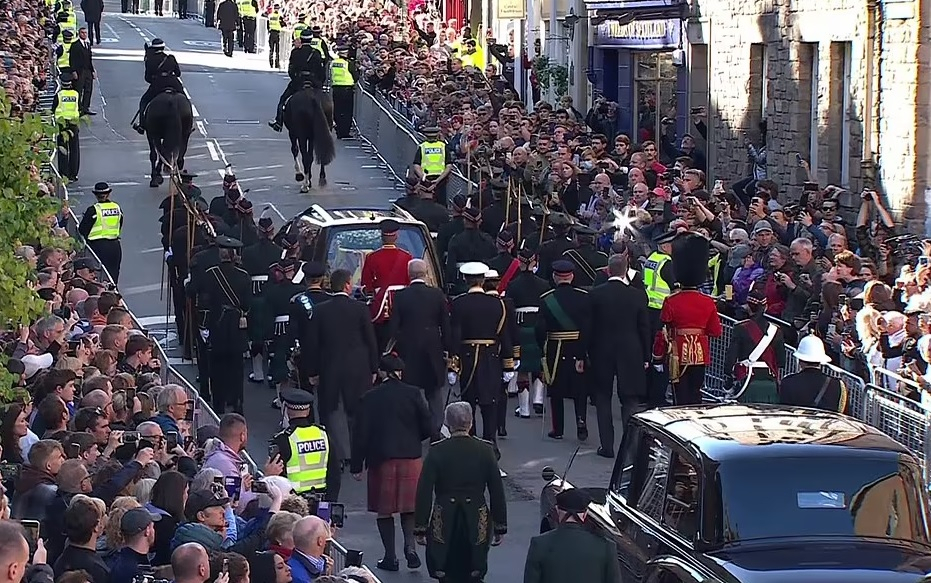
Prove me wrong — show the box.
[539,404,931,582]
[278,203,444,289]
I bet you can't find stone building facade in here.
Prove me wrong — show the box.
[685,0,930,231]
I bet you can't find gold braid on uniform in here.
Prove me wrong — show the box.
[476,505,489,544]
[497,299,514,370]
[430,504,445,543]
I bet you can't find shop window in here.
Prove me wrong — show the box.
[633,52,678,144]
[827,41,852,187]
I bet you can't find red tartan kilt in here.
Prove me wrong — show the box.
[366,458,423,515]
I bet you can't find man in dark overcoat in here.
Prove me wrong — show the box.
[588,253,651,458]
[387,259,451,438]
[414,402,507,583]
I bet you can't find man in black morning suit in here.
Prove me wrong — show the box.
[69,27,96,115]
[387,259,451,438]
[592,239,645,288]
[588,253,651,458]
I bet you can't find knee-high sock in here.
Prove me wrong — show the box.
[400,512,415,551]
[376,516,396,561]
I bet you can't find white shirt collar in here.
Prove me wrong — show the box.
[608,275,630,285]
[411,278,426,284]
[333,291,350,297]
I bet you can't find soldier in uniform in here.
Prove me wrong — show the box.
[271,388,340,501]
[482,270,518,438]
[505,248,549,418]
[534,213,574,281]
[592,240,644,288]
[414,402,507,583]
[485,230,515,277]
[220,198,259,247]
[189,236,252,413]
[242,217,283,384]
[723,288,785,403]
[264,258,305,406]
[291,262,332,413]
[651,233,723,405]
[187,234,221,397]
[448,263,514,454]
[563,225,608,289]
[360,219,413,352]
[445,208,496,295]
[436,195,467,265]
[208,175,243,226]
[478,180,508,237]
[166,198,211,360]
[537,260,592,441]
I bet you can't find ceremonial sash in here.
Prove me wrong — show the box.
[496,258,520,294]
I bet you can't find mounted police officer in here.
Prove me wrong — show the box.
[266,3,284,68]
[78,182,123,284]
[306,25,331,65]
[330,45,356,139]
[268,27,325,132]
[271,388,342,501]
[54,72,81,182]
[133,38,184,135]
[412,126,453,207]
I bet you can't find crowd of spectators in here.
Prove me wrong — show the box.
[0,0,53,115]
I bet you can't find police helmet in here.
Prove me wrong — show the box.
[311,25,322,34]
[149,38,166,51]
[59,73,74,86]
[300,28,314,41]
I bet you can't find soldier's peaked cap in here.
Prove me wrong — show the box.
[281,388,313,410]
[215,235,243,249]
[653,230,677,245]
[379,219,401,235]
[555,488,592,513]
[302,261,326,279]
[552,260,574,276]
[548,212,570,227]
[460,262,489,277]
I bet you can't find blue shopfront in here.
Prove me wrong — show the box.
[586,0,689,143]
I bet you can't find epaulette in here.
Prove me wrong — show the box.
[540,288,555,298]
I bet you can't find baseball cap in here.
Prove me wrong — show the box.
[120,507,162,537]
[185,488,230,519]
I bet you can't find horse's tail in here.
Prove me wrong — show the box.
[162,93,183,165]
[311,91,335,166]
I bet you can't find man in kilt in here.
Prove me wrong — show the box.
[350,355,433,572]
[499,247,549,418]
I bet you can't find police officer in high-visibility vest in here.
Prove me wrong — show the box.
[307,25,331,65]
[266,3,284,68]
[292,14,307,44]
[642,229,676,406]
[238,0,257,53]
[54,73,81,182]
[271,388,342,501]
[330,45,356,139]
[78,182,124,284]
[56,1,77,37]
[412,126,454,207]
[56,29,76,79]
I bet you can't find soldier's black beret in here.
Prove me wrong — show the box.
[552,260,574,276]
[380,219,401,235]
[555,488,591,513]
[302,261,326,279]
[215,235,243,249]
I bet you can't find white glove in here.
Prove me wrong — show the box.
[513,360,521,370]
[183,275,192,286]
[165,248,173,261]
[502,371,515,382]
[199,329,210,342]
[447,372,458,386]
[652,364,664,373]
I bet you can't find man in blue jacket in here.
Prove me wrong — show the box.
[288,516,333,582]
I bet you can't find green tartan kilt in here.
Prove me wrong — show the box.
[518,326,542,374]
[247,298,272,344]
[737,378,780,404]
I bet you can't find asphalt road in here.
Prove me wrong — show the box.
[80,14,629,581]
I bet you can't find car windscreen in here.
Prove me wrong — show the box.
[325,225,435,288]
[717,455,928,544]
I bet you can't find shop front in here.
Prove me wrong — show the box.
[586,0,688,142]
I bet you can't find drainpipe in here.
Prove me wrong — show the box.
[861,0,879,189]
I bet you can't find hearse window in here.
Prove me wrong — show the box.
[635,438,672,522]
[662,455,699,541]
[325,225,434,288]
[717,456,929,544]
[611,424,643,499]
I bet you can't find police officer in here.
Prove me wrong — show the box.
[643,230,675,407]
[56,1,77,40]
[78,182,123,284]
[412,127,454,207]
[54,73,81,182]
[329,45,356,139]
[133,38,184,135]
[445,207,496,295]
[268,27,323,132]
[535,213,574,281]
[56,29,76,77]
[242,217,283,384]
[523,489,620,583]
[266,3,283,68]
[237,0,257,53]
[563,224,608,289]
[307,25,331,64]
[291,261,332,400]
[448,263,514,455]
[506,247,549,418]
[189,235,252,413]
[265,258,305,403]
[537,260,592,441]
[271,388,341,501]
[291,13,307,42]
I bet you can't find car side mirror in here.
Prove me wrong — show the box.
[541,466,556,482]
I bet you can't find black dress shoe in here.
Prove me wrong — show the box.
[596,447,614,459]
[497,428,507,437]
[547,431,563,440]
[83,110,97,116]
[376,558,399,572]
[577,424,589,442]
[405,548,421,569]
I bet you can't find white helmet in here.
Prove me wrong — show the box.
[795,335,832,364]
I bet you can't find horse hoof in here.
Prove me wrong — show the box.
[300,185,309,193]
[149,178,159,188]
[294,173,304,182]
[318,177,327,187]
[156,175,165,185]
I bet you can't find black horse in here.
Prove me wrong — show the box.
[283,84,335,192]
[146,90,194,188]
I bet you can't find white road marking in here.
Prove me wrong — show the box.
[183,88,200,117]
[140,247,165,253]
[205,140,220,161]
[136,315,176,327]
[121,282,165,296]
[167,357,190,366]
[109,181,141,186]
[196,120,207,136]
[104,22,120,39]
[212,139,229,166]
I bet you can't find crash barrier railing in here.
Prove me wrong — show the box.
[326,539,380,580]
[707,314,931,481]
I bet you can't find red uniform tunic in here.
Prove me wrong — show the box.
[360,244,413,323]
[652,289,723,380]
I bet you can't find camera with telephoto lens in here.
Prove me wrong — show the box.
[133,567,168,583]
